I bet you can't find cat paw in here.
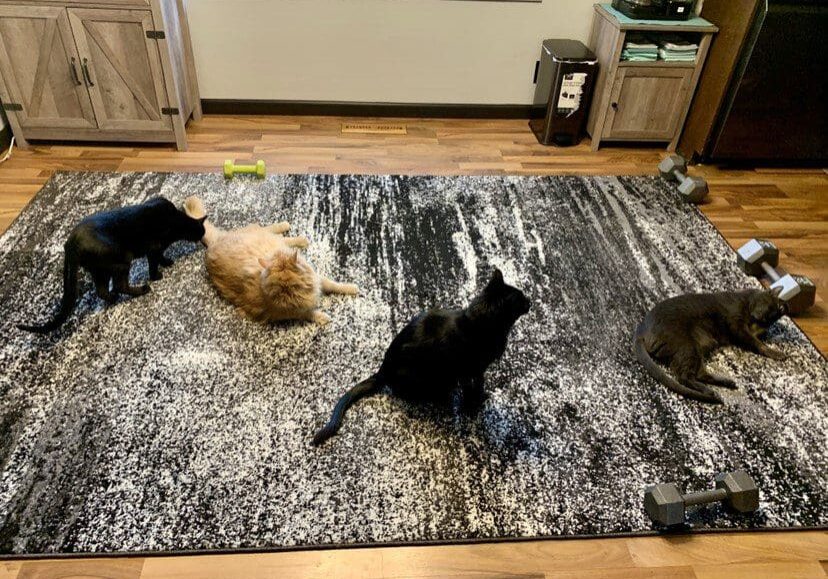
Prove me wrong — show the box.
[137,284,151,295]
[341,284,359,296]
[100,293,118,304]
[270,221,291,234]
[706,373,737,389]
[764,348,787,361]
[462,394,486,415]
[312,311,332,326]
[293,236,310,249]
[689,381,723,404]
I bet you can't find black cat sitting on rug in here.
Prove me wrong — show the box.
[312,269,531,446]
[17,197,206,334]
[634,288,788,404]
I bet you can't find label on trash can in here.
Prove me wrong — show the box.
[557,73,587,117]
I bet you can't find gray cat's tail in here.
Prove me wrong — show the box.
[633,324,721,404]
[312,374,382,446]
[17,247,80,334]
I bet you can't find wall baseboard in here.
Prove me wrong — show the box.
[201,99,544,119]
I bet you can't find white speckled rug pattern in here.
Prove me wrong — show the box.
[0,172,825,555]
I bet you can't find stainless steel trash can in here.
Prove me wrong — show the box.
[530,39,598,147]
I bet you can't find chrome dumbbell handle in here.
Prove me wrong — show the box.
[760,260,781,283]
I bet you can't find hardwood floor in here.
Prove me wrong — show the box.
[0,115,825,578]
[0,532,826,579]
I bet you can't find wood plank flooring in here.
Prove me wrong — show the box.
[0,116,825,578]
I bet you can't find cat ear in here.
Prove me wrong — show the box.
[770,285,783,297]
[197,216,207,224]
[490,268,504,286]
[290,250,299,264]
[258,257,270,270]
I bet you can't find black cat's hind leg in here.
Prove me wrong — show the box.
[156,250,174,267]
[461,375,486,414]
[698,368,737,389]
[147,251,170,281]
[91,269,117,303]
[112,264,150,297]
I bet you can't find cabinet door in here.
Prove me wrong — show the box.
[605,67,693,140]
[67,8,171,131]
[0,5,96,129]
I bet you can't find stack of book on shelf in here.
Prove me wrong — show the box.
[620,34,658,61]
[657,35,699,62]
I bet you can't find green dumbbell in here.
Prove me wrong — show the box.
[224,159,266,179]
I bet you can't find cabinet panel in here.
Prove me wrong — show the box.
[68,7,171,131]
[605,67,693,140]
[0,5,96,129]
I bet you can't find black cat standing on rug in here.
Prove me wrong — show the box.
[634,288,788,404]
[17,197,206,334]
[312,269,531,446]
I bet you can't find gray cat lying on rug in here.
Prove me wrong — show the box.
[18,197,206,334]
[634,288,788,403]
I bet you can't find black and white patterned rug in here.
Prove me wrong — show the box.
[0,172,825,556]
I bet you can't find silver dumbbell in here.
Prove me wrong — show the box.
[645,471,759,527]
[658,154,709,203]
[737,239,816,315]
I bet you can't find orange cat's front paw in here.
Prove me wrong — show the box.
[269,221,291,234]
[341,283,358,296]
[312,311,331,326]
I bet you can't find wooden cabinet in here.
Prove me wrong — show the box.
[0,0,199,150]
[67,8,171,131]
[586,4,717,151]
[0,5,96,129]
[604,67,693,140]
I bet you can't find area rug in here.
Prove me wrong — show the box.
[0,172,825,556]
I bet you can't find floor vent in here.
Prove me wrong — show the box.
[341,123,407,135]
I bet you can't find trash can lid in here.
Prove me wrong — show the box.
[542,39,597,63]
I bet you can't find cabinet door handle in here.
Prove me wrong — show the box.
[611,102,618,110]
[81,58,95,87]
[69,57,82,86]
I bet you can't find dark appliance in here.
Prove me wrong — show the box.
[706,0,828,162]
[530,39,598,147]
[612,0,696,20]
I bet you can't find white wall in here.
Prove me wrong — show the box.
[185,0,597,104]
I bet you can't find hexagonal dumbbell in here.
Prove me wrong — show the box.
[736,238,817,315]
[644,470,759,527]
[224,159,266,180]
[658,154,709,204]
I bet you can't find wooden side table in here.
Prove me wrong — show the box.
[586,4,717,151]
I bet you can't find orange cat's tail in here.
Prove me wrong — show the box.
[183,196,221,246]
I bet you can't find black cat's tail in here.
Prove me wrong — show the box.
[17,248,80,334]
[312,374,382,446]
[633,324,721,404]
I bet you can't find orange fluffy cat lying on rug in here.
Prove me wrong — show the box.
[184,196,357,325]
